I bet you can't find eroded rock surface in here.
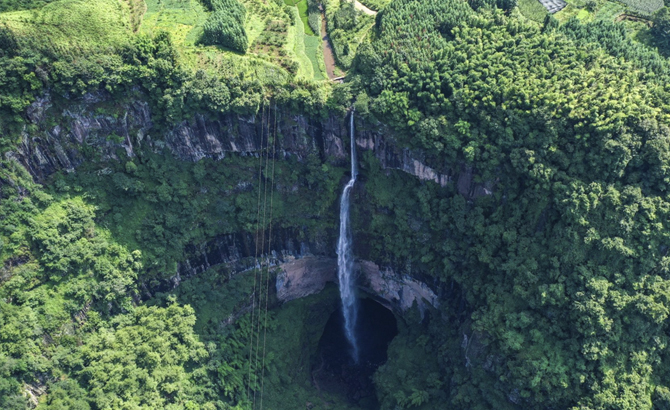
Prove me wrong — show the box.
[275,256,337,302]
[9,91,493,198]
[359,260,439,314]
[274,255,438,314]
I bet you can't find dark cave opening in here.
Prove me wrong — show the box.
[312,298,398,409]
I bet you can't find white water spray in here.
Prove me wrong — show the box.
[337,110,359,363]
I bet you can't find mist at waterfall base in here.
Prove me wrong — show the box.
[313,298,399,408]
[337,111,360,362]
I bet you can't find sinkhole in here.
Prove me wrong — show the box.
[312,297,398,409]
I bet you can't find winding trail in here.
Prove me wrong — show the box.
[615,13,652,26]
[321,12,338,80]
[320,1,377,80]
[353,1,378,15]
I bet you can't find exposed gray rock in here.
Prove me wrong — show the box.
[11,92,486,314]
[176,228,325,280]
[10,91,496,200]
[275,256,337,302]
[23,380,47,408]
[359,260,439,314]
[274,255,438,314]
[356,132,451,187]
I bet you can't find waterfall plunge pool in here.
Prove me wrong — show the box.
[312,298,398,409]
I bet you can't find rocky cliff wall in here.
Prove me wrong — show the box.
[9,91,492,199]
[8,91,486,317]
[173,228,438,316]
[275,256,439,316]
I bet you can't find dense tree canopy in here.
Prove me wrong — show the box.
[201,0,249,53]
[351,0,670,408]
[2,0,670,408]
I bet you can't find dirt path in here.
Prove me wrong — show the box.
[354,1,377,15]
[320,1,375,81]
[321,12,338,80]
[615,13,652,26]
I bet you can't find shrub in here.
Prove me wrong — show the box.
[201,0,248,53]
[654,6,670,43]
[622,0,663,15]
[308,11,321,34]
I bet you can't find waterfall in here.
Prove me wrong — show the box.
[337,110,360,363]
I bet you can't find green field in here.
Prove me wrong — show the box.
[620,0,663,15]
[554,0,632,23]
[0,0,132,54]
[285,0,316,36]
[357,0,391,10]
[304,34,326,80]
[518,0,548,23]
[286,4,314,79]
[141,0,208,48]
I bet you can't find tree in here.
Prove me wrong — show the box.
[653,7,670,44]
[201,0,248,53]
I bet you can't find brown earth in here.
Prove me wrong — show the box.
[321,12,338,80]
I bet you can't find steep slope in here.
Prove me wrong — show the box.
[1,0,670,409]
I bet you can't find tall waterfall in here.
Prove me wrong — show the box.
[337,111,360,363]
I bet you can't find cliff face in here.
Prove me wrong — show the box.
[173,229,438,315]
[8,91,485,316]
[10,91,492,199]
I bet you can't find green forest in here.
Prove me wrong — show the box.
[1,0,670,409]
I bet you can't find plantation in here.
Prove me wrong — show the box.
[0,0,57,12]
[0,0,132,55]
[621,0,663,15]
[201,0,249,52]
[518,0,549,22]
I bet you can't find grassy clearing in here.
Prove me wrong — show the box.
[357,0,391,10]
[141,0,209,48]
[555,0,629,22]
[595,0,625,20]
[518,0,548,23]
[620,0,663,15]
[0,0,132,54]
[304,34,325,80]
[0,0,57,12]
[286,4,314,79]
[285,0,316,36]
[245,10,266,47]
[555,4,588,22]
